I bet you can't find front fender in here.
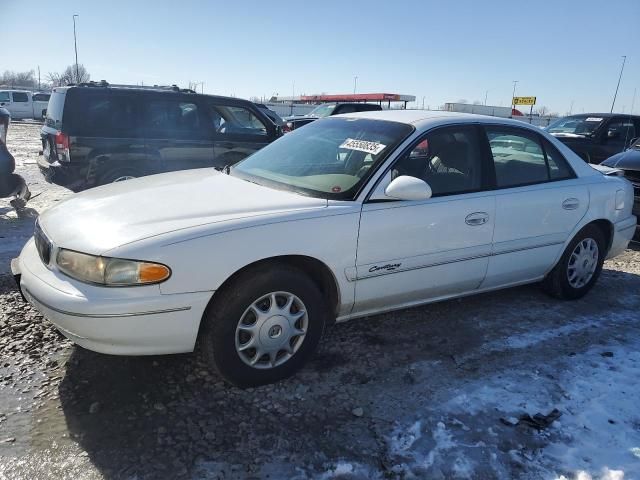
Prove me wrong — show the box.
[106,207,361,317]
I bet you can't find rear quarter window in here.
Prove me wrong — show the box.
[66,92,139,137]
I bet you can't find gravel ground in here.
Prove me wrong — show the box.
[1,122,639,480]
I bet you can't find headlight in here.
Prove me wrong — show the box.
[56,249,171,286]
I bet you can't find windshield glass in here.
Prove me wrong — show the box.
[231,117,414,199]
[547,115,604,135]
[308,104,336,118]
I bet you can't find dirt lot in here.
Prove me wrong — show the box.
[1,122,639,480]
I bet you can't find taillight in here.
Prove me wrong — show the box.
[54,131,70,161]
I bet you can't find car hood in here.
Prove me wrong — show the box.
[38,169,327,255]
[601,149,640,170]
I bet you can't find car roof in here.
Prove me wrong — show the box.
[338,109,542,130]
[562,113,640,119]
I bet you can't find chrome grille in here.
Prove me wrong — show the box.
[34,221,52,265]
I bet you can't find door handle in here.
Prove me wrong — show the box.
[465,212,489,226]
[562,198,580,210]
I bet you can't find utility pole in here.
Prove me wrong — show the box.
[73,14,79,83]
[484,90,489,106]
[631,87,637,115]
[422,96,425,109]
[353,76,358,95]
[569,100,574,115]
[37,66,41,90]
[610,55,626,113]
[511,81,518,117]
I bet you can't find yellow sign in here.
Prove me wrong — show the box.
[513,96,536,106]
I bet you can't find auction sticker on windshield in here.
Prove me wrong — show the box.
[585,117,603,122]
[340,138,386,155]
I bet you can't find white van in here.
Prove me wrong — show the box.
[0,90,50,120]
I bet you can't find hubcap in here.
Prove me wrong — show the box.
[567,238,599,289]
[235,292,308,369]
[113,175,135,182]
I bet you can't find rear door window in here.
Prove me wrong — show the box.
[486,127,574,188]
[12,92,29,102]
[69,92,139,137]
[142,98,207,140]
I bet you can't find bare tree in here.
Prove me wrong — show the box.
[472,100,482,105]
[47,64,90,86]
[0,70,37,88]
[536,105,549,117]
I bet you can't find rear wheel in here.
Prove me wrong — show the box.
[97,166,147,185]
[199,264,328,387]
[542,224,606,299]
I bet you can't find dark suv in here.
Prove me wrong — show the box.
[284,102,382,130]
[39,82,282,191]
[546,113,640,164]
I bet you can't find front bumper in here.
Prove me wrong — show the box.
[13,239,213,355]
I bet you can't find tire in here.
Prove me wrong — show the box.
[97,166,146,186]
[542,224,606,300]
[199,264,328,387]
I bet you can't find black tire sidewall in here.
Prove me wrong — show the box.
[201,265,327,387]
[555,225,606,299]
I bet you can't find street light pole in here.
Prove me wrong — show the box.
[353,76,358,95]
[73,14,79,83]
[511,80,518,117]
[484,90,489,106]
[610,55,627,113]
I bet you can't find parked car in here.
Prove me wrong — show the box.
[284,102,382,130]
[38,82,282,191]
[546,113,640,164]
[254,103,285,127]
[0,90,50,120]
[601,137,640,234]
[13,111,636,387]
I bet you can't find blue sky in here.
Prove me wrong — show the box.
[3,0,639,114]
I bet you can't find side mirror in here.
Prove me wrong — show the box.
[384,175,432,201]
[607,129,619,139]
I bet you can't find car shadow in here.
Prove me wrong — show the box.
[54,264,640,479]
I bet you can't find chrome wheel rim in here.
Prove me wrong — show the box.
[567,238,599,289]
[235,291,308,369]
[113,175,135,182]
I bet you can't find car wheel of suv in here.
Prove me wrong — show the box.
[199,264,328,387]
[98,166,146,186]
[542,224,606,300]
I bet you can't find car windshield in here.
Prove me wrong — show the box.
[547,115,604,136]
[231,117,414,199]
[307,104,336,118]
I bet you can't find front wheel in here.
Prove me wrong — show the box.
[542,225,606,300]
[199,264,328,387]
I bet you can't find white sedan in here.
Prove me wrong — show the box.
[12,110,637,386]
